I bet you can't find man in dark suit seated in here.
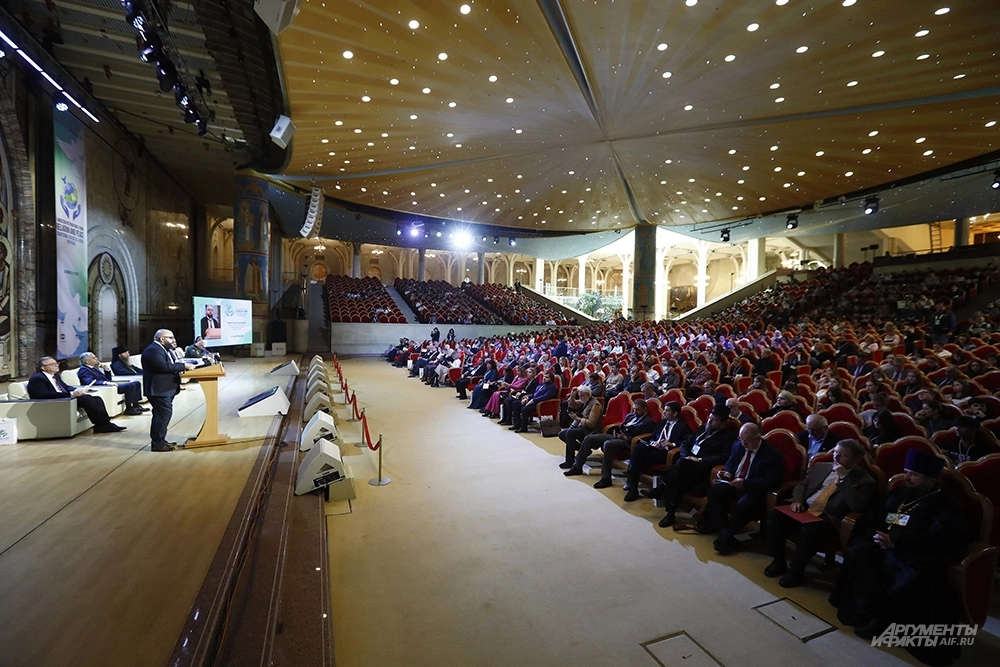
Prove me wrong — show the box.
[509,371,558,433]
[620,401,695,502]
[764,438,876,588]
[110,345,142,376]
[797,414,839,460]
[77,351,146,416]
[644,404,738,526]
[569,397,655,485]
[27,356,126,433]
[696,422,784,555]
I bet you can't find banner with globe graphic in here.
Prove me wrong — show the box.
[53,113,88,359]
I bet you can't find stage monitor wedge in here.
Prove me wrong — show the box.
[238,386,290,417]
[303,391,331,421]
[301,411,338,451]
[270,359,299,376]
[295,439,356,499]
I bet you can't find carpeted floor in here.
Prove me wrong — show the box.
[325,357,998,667]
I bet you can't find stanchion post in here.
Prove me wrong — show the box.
[369,435,391,486]
[354,409,367,446]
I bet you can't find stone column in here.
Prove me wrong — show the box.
[418,248,426,282]
[535,256,544,292]
[577,254,588,296]
[833,233,846,268]
[477,251,485,284]
[746,236,766,279]
[618,253,632,318]
[352,243,361,278]
[655,247,669,321]
[954,217,970,247]
[694,240,710,307]
[632,226,656,321]
[233,174,269,347]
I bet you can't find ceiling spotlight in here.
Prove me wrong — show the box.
[493,236,500,244]
[481,235,488,242]
[720,228,731,242]
[156,58,177,93]
[786,213,798,230]
[409,225,420,237]
[54,100,68,112]
[395,224,403,237]
[863,196,879,215]
[992,170,1000,189]
[435,230,442,237]
[508,237,516,247]
[424,230,430,239]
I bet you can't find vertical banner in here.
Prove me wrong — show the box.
[54,113,89,358]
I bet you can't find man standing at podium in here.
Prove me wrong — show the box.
[142,329,196,452]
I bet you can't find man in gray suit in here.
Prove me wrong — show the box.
[764,438,876,588]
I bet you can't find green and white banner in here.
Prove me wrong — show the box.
[54,113,88,358]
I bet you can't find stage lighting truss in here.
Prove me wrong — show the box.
[121,0,211,137]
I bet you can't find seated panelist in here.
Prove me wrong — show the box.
[77,351,146,416]
[28,356,126,433]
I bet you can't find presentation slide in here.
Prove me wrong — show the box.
[193,296,253,347]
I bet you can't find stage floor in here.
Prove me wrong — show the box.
[0,358,293,667]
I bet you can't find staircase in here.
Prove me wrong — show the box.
[385,285,417,322]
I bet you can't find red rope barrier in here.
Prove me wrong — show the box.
[362,412,379,450]
[350,392,363,420]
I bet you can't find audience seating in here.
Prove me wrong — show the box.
[874,436,952,478]
[956,453,1000,549]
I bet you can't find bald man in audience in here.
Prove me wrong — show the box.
[797,414,839,460]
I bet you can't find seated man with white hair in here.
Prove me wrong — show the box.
[77,351,146,416]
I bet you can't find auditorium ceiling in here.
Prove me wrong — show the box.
[4,1,1000,255]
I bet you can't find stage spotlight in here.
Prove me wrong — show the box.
[409,225,420,237]
[196,118,208,137]
[992,170,1000,189]
[173,83,191,107]
[183,107,200,125]
[454,230,472,248]
[395,224,403,237]
[139,33,162,64]
[493,236,500,244]
[786,213,798,230]
[481,235,488,242]
[435,230,442,237]
[424,230,430,239]
[156,58,177,93]
[863,196,879,215]
[54,100,68,112]
[509,237,516,246]
[720,228,730,242]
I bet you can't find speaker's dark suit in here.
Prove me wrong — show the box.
[768,462,876,576]
[26,371,115,430]
[141,341,187,446]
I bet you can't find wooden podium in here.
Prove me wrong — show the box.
[184,363,228,448]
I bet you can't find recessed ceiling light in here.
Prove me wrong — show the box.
[409,114,418,120]
[775,97,784,103]
[685,0,697,6]
[422,87,431,94]
[488,75,498,82]
[389,78,399,86]
[460,4,471,15]
[321,138,329,143]
[915,29,929,37]
[872,50,885,58]
[408,20,420,29]
[737,180,745,185]
[917,53,930,60]
[506,97,514,103]
[438,53,448,60]
[776,0,789,5]
[797,171,805,176]
[361,95,371,102]
[842,0,857,6]
[335,120,343,125]
[935,7,950,15]
[862,148,872,154]
[774,166,782,172]
[769,83,780,89]
[683,104,693,110]
[844,171,854,177]
[953,73,965,79]
[728,149,737,154]
[448,101,457,107]
[796,45,808,53]
[515,128,522,134]
[815,150,825,156]
[770,145,779,151]
[662,71,672,79]
[657,43,668,51]
[923,149,934,156]
[724,54,736,62]
[354,128,362,133]
[747,23,759,32]
[742,165,750,171]
[986,121,997,128]
[343,51,353,59]
[847,80,859,87]
[868,130,879,137]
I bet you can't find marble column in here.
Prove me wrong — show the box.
[694,240,710,308]
[618,253,632,318]
[632,226,656,321]
[477,251,485,284]
[535,256,544,292]
[746,236,766,280]
[352,244,361,278]
[833,232,846,268]
[418,248,426,282]
[577,254,588,295]
[954,217,970,247]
